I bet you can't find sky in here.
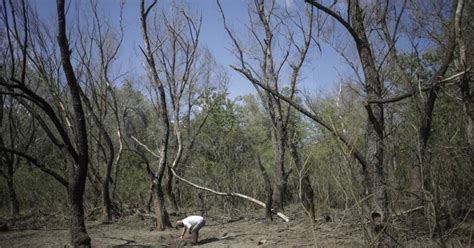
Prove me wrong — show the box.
[30,0,350,100]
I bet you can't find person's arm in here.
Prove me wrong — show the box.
[180,227,187,239]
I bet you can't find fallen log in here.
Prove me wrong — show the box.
[170,168,290,222]
[131,136,290,222]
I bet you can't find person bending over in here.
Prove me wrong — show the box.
[176,215,205,244]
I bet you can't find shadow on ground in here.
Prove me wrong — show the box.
[111,245,153,248]
[198,237,219,245]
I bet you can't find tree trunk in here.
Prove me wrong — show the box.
[271,128,287,210]
[165,167,179,213]
[102,162,113,223]
[101,136,114,222]
[349,3,390,246]
[256,154,273,221]
[68,166,91,247]
[409,91,437,209]
[152,135,172,230]
[460,78,474,161]
[150,119,173,230]
[80,89,115,223]
[0,97,20,217]
[140,0,173,230]
[6,168,20,217]
[146,184,154,212]
[460,0,474,163]
[409,159,423,207]
[153,183,171,230]
[57,0,91,245]
[86,165,102,207]
[408,95,436,209]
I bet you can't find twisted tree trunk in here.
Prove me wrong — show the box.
[140,0,172,230]
[57,0,91,245]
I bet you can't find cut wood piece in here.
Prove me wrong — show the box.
[170,168,290,222]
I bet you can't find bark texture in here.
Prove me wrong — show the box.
[348,0,389,227]
[140,0,172,230]
[57,0,91,245]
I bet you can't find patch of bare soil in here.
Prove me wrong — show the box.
[1,205,472,247]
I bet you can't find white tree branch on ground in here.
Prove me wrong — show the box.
[131,136,290,222]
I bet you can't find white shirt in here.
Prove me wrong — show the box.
[182,215,204,229]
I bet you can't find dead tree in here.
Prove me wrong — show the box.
[0,95,34,217]
[0,95,19,217]
[301,5,389,233]
[152,5,203,213]
[0,0,92,245]
[56,0,92,245]
[374,0,458,210]
[455,0,473,162]
[138,0,218,221]
[74,0,126,222]
[218,0,315,211]
[139,0,172,230]
[298,0,461,245]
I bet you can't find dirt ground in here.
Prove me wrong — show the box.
[1,205,472,247]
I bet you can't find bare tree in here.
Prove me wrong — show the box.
[74,0,126,222]
[0,0,93,245]
[375,0,458,211]
[455,0,473,162]
[152,5,203,212]
[56,0,92,245]
[0,95,19,217]
[233,0,464,245]
[218,0,315,213]
[138,0,219,227]
[264,0,463,246]
[139,0,173,230]
[0,95,36,217]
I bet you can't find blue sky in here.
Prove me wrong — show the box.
[31,0,348,100]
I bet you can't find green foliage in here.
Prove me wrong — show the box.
[114,157,150,208]
[177,93,261,209]
[1,71,471,222]
[0,165,67,216]
[1,73,471,221]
